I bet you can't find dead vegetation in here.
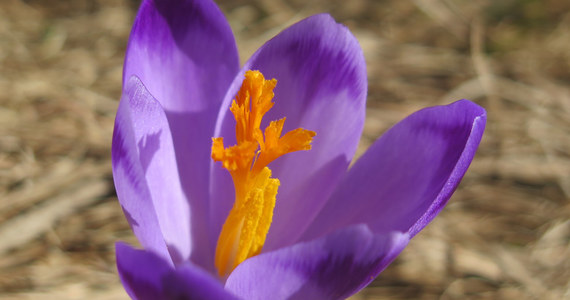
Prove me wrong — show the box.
[0,0,568,299]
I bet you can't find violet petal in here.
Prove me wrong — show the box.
[125,0,240,268]
[210,14,367,251]
[116,243,236,300]
[302,100,486,241]
[113,76,190,264]
[116,242,172,300]
[113,79,168,263]
[225,225,408,300]
[125,0,239,113]
[163,264,239,300]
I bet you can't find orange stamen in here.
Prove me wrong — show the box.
[211,70,315,277]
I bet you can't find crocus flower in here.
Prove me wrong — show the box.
[111,0,486,299]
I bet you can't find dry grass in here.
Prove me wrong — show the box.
[0,0,568,299]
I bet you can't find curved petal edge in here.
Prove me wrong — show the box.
[225,225,409,300]
[302,99,487,240]
[116,243,237,300]
[113,76,191,265]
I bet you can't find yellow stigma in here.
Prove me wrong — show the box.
[212,70,316,277]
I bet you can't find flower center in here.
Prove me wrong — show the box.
[211,70,316,277]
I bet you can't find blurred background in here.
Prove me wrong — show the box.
[0,0,569,299]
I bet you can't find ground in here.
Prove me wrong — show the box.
[0,0,569,299]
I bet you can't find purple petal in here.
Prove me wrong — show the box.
[210,14,367,251]
[225,225,409,300]
[125,0,239,112]
[113,76,190,264]
[126,0,240,268]
[116,242,173,300]
[163,264,239,300]
[112,80,169,262]
[302,100,486,241]
[116,243,236,300]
